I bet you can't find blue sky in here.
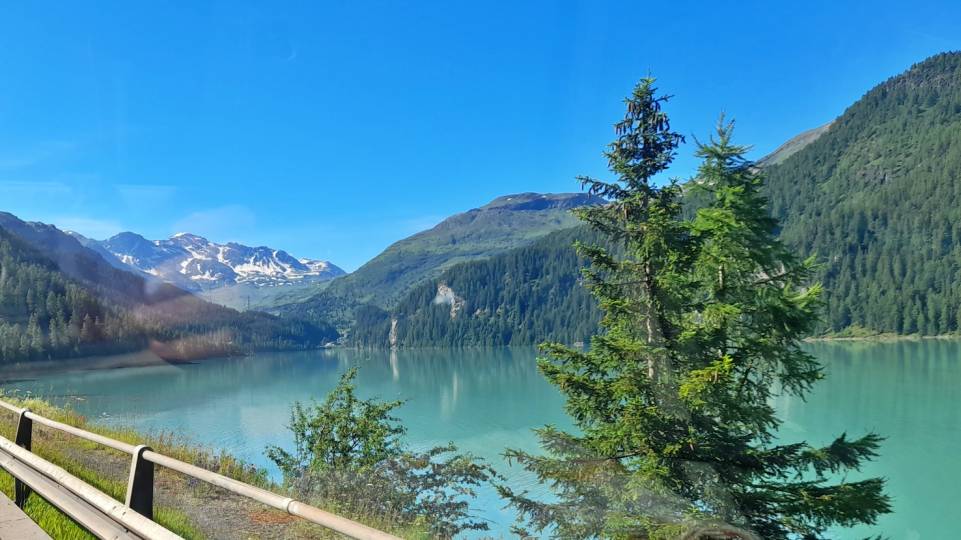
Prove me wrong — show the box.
[0,1,959,271]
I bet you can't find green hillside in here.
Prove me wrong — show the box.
[0,219,337,363]
[765,51,961,335]
[347,226,604,347]
[348,52,961,346]
[280,192,601,325]
[198,281,331,312]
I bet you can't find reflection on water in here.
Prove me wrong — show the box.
[2,341,959,539]
[777,340,961,540]
[3,348,570,465]
[1,347,571,534]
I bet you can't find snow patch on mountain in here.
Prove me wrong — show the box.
[83,231,345,291]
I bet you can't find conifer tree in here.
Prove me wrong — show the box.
[500,79,890,539]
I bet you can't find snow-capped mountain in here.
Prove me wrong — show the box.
[69,231,344,291]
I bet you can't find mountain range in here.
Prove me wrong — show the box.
[0,212,337,363]
[68,231,344,291]
[345,51,961,346]
[0,190,604,361]
[5,51,961,355]
[278,192,604,326]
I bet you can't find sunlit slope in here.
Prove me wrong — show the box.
[348,52,961,344]
[764,51,961,335]
[756,121,832,167]
[347,226,606,347]
[280,193,602,324]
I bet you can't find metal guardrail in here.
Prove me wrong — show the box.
[0,399,401,540]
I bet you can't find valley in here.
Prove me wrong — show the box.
[0,12,958,535]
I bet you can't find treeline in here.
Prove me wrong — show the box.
[0,228,337,363]
[314,53,961,345]
[0,228,142,360]
[764,51,961,335]
[347,227,604,347]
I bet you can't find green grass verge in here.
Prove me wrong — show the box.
[0,395,431,539]
[0,396,225,539]
[0,471,94,539]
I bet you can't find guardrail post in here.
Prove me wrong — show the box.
[125,445,154,519]
[14,408,32,507]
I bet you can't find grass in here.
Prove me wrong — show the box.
[0,472,92,539]
[0,395,433,539]
[810,323,961,341]
[0,396,204,539]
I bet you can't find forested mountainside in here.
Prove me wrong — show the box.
[347,52,961,346]
[765,51,961,335]
[347,227,604,347]
[0,217,337,363]
[0,228,138,361]
[280,192,603,324]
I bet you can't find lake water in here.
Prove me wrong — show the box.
[1,341,956,539]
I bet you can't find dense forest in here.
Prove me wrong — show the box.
[0,227,337,363]
[765,51,961,335]
[280,193,600,327]
[347,227,604,347]
[347,53,961,346]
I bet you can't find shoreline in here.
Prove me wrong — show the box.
[0,349,223,382]
[805,333,961,343]
[4,334,961,382]
[0,345,336,382]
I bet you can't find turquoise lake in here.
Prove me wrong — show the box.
[1,341,955,539]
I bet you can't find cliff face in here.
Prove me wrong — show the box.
[433,283,465,319]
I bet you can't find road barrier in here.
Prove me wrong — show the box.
[0,399,400,540]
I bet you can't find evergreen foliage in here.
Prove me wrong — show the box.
[347,226,605,347]
[500,79,889,539]
[266,368,499,538]
[0,228,337,362]
[765,51,961,335]
[280,193,600,327]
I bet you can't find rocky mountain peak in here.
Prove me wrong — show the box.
[480,192,605,212]
[87,232,344,291]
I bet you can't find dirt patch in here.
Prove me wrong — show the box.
[249,510,299,525]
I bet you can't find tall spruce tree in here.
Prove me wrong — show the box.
[500,79,890,539]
